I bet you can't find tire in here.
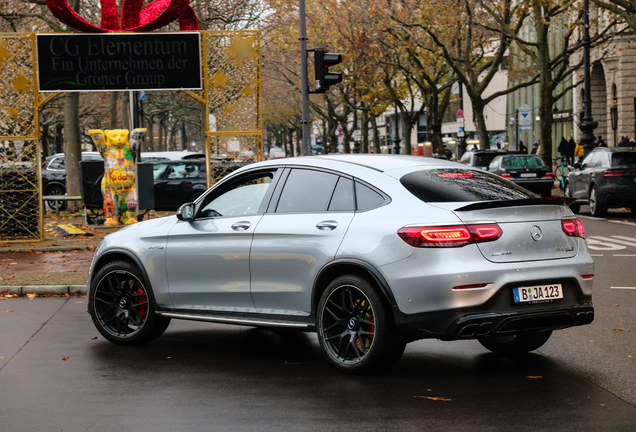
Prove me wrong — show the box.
[589,186,607,217]
[89,260,170,345]
[478,331,552,355]
[46,185,67,212]
[317,274,405,375]
[564,183,580,213]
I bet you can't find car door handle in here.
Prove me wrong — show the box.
[231,221,251,231]
[316,220,338,231]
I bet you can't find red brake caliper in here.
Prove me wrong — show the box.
[137,287,147,318]
[366,315,375,340]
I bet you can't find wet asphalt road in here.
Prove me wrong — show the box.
[1,297,635,432]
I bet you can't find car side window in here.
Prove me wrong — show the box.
[580,152,596,167]
[199,172,274,218]
[153,163,169,179]
[276,169,339,213]
[356,181,385,211]
[488,159,499,171]
[328,177,355,211]
[48,157,64,170]
[587,153,602,168]
[600,153,611,168]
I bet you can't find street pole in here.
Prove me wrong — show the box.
[393,103,401,154]
[299,0,311,156]
[515,108,519,151]
[580,0,597,158]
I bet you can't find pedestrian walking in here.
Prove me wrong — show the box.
[558,137,568,162]
[567,136,576,166]
[574,141,584,163]
[618,136,630,147]
[531,141,539,155]
[444,145,452,160]
[519,140,527,154]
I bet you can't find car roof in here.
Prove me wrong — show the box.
[309,154,460,173]
[595,147,636,152]
[140,151,205,160]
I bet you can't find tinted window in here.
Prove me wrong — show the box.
[612,152,636,166]
[400,169,535,202]
[356,181,385,211]
[328,177,355,211]
[277,169,338,212]
[501,156,545,168]
[153,163,169,179]
[167,163,200,179]
[586,152,603,168]
[474,153,502,167]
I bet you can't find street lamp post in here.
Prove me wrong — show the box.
[579,0,598,158]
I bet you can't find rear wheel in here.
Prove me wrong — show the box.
[589,186,607,217]
[478,331,552,355]
[89,260,170,345]
[317,275,405,375]
[46,185,67,212]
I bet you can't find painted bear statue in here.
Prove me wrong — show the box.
[88,128,146,226]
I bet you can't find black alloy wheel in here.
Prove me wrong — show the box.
[90,261,170,345]
[317,275,405,374]
[478,331,552,355]
[589,186,607,217]
[47,185,67,212]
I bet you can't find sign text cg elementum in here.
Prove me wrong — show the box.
[36,33,202,92]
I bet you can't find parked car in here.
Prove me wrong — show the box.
[565,147,636,216]
[140,151,205,162]
[152,160,207,210]
[488,154,554,197]
[87,155,594,374]
[41,152,103,211]
[459,149,508,170]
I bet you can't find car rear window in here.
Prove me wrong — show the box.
[400,169,535,202]
[501,156,545,168]
[611,152,636,166]
[473,153,501,166]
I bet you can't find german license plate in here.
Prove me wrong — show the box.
[520,173,536,178]
[513,284,563,304]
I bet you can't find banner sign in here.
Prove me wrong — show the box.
[36,32,202,92]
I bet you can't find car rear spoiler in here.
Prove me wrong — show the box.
[455,197,576,212]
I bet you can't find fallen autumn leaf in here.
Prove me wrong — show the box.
[527,376,543,379]
[0,356,7,359]
[3,310,14,312]
[415,396,452,401]
[61,356,71,361]
[26,293,38,300]
[613,328,629,332]
[613,304,626,307]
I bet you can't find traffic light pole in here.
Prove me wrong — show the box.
[299,0,311,156]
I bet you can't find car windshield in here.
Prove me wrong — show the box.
[400,169,535,202]
[473,153,502,166]
[611,152,636,166]
[501,156,545,169]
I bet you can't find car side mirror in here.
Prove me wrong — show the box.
[176,202,195,222]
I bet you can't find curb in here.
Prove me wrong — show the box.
[0,246,94,254]
[2,285,87,295]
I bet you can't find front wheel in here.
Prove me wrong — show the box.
[46,185,67,212]
[478,331,552,355]
[89,260,170,345]
[317,275,405,375]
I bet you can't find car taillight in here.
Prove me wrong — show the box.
[603,170,623,177]
[543,172,553,178]
[397,223,502,248]
[501,173,512,178]
[561,218,586,239]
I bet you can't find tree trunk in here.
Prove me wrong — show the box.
[469,97,489,151]
[361,110,369,153]
[110,92,118,129]
[64,92,82,213]
[537,23,554,166]
[370,115,380,153]
[402,114,415,155]
[41,123,50,159]
[55,123,64,154]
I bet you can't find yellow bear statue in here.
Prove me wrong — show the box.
[88,128,146,225]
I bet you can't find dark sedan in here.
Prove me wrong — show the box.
[565,147,636,216]
[488,154,553,197]
[459,149,508,170]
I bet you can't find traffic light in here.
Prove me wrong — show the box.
[314,48,342,93]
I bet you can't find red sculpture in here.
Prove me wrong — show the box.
[45,0,198,33]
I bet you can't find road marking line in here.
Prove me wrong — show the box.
[610,287,636,290]
[586,237,626,250]
[592,236,636,247]
[613,254,636,257]
[608,220,636,227]
[611,235,636,243]
[590,254,604,256]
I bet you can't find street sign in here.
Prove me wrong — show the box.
[457,118,465,127]
[458,131,465,137]
[338,128,343,137]
[457,109,464,119]
[352,130,362,141]
[140,90,146,100]
[518,104,532,127]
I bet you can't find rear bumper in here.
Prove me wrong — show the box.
[597,184,636,207]
[392,276,593,342]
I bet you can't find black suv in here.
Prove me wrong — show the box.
[42,152,104,211]
[565,147,636,216]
